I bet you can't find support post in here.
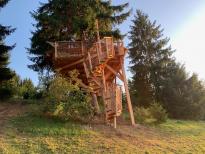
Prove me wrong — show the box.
[54,42,57,59]
[96,20,102,56]
[102,68,107,123]
[88,52,93,71]
[83,62,89,78]
[91,93,100,114]
[121,58,135,126]
[113,116,117,129]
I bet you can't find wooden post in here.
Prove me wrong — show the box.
[105,38,109,58]
[96,20,102,57]
[88,52,93,71]
[102,68,107,92]
[91,93,100,114]
[113,116,117,129]
[121,58,135,126]
[54,42,57,59]
[102,68,107,123]
[83,62,89,78]
[81,41,85,55]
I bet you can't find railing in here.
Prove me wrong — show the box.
[56,41,83,58]
[99,37,115,60]
[114,41,125,56]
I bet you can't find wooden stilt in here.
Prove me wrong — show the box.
[54,42,57,59]
[102,68,108,123]
[91,93,100,114]
[113,116,117,129]
[121,58,135,126]
[83,62,89,78]
[88,52,93,71]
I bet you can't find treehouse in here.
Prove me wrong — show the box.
[47,26,135,127]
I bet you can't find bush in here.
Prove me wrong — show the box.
[19,79,36,100]
[0,74,20,100]
[134,107,152,124]
[149,102,168,123]
[45,72,95,122]
[134,102,168,124]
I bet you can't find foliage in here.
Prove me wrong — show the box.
[45,72,94,122]
[0,0,15,83]
[0,72,38,101]
[134,107,152,124]
[128,10,205,121]
[128,10,174,107]
[159,63,205,120]
[0,73,20,100]
[134,102,167,124]
[149,102,168,123]
[28,0,130,71]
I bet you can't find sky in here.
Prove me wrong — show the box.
[1,0,205,85]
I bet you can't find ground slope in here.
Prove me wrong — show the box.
[0,103,205,154]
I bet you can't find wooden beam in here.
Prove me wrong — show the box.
[105,38,109,57]
[91,77,102,87]
[88,52,93,71]
[121,58,135,126]
[105,64,124,81]
[54,42,58,59]
[95,20,101,62]
[83,62,89,78]
[113,116,117,129]
[57,54,98,72]
[81,41,85,54]
[57,58,84,71]
[91,93,100,114]
[47,41,55,47]
[102,68,107,92]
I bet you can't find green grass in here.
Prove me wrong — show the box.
[0,106,205,153]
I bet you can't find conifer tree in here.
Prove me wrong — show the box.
[128,10,174,107]
[0,0,15,83]
[29,0,130,72]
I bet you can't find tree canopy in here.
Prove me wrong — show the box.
[128,10,205,120]
[0,0,15,83]
[28,0,130,72]
[128,10,174,107]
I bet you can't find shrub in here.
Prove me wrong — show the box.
[19,79,36,99]
[134,102,168,124]
[134,107,152,124]
[149,102,168,123]
[45,72,94,122]
[0,74,20,100]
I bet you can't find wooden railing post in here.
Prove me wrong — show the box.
[105,38,109,58]
[96,20,102,60]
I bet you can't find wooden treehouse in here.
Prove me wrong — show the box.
[47,24,135,127]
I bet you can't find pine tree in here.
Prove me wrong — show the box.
[0,0,15,83]
[128,10,174,107]
[28,0,130,72]
[160,62,205,120]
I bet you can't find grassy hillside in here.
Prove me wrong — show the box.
[0,103,205,154]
